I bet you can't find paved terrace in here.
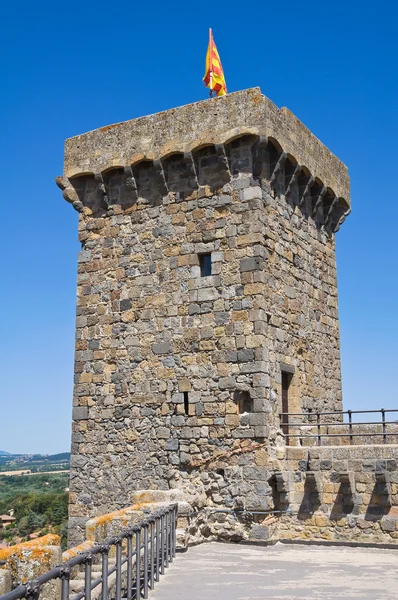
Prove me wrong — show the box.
[151,542,398,600]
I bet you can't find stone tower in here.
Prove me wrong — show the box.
[57,88,350,545]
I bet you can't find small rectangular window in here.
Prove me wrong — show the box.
[183,391,189,415]
[281,372,292,440]
[199,253,212,277]
[234,390,253,414]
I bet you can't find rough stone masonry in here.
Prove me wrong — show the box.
[57,88,353,546]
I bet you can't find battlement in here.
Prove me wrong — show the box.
[57,88,350,233]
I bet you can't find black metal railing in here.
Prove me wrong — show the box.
[279,408,398,445]
[0,504,178,600]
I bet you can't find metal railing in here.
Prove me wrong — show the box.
[279,408,398,445]
[0,504,178,600]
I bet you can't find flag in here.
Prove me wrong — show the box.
[203,28,227,97]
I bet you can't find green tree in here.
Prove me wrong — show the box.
[18,516,30,536]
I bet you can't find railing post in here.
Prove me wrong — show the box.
[115,539,122,600]
[127,534,133,600]
[101,546,109,600]
[160,511,165,576]
[173,504,177,557]
[381,408,387,444]
[169,507,174,562]
[348,410,353,445]
[135,527,141,600]
[84,553,93,600]
[60,565,70,600]
[25,581,40,600]
[155,514,160,582]
[317,412,321,446]
[170,506,174,562]
[148,517,155,590]
[143,522,149,599]
[165,510,169,569]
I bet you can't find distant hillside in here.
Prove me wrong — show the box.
[0,453,70,473]
[0,451,11,456]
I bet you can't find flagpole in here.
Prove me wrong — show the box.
[209,28,213,97]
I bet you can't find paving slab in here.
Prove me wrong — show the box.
[150,541,398,599]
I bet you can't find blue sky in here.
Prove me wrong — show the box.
[0,0,397,453]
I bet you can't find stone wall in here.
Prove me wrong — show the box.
[177,445,398,546]
[270,444,398,544]
[59,89,350,546]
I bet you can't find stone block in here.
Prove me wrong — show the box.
[188,303,201,315]
[320,460,332,470]
[157,427,170,439]
[232,428,255,438]
[314,516,330,527]
[248,413,268,426]
[240,186,262,201]
[362,460,376,472]
[237,349,255,362]
[78,250,91,263]
[152,342,172,355]
[178,379,191,392]
[380,517,397,532]
[249,525,270,540]
[198,288,218,302]
[240,257,264,272]
[254,426,269,438]
[72,406,89,420]
[70,455,87,468]
[120,299,132,311]
[219,377,236,390]
[242,466,269,481]
[166,438,179,451]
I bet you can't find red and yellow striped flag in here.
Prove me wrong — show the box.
[203,28,227,97]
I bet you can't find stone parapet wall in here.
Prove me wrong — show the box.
[272,444,398,544]
[175,445,398,546]
[0,535,61,599]
[61,88,350,203]
[3,466,398,600]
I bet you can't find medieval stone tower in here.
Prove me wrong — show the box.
[57,88,350,545]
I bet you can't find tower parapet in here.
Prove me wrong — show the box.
[57,88,349,231]
[58,88,350,546]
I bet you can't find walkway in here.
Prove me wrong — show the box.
[150,541,398,599]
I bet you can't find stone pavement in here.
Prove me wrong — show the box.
[150,542,398,599]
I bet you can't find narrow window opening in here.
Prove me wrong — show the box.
[183,391,189,415]
[281,372,292,441]
[199,253,212,277]
[234,390,253,414]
